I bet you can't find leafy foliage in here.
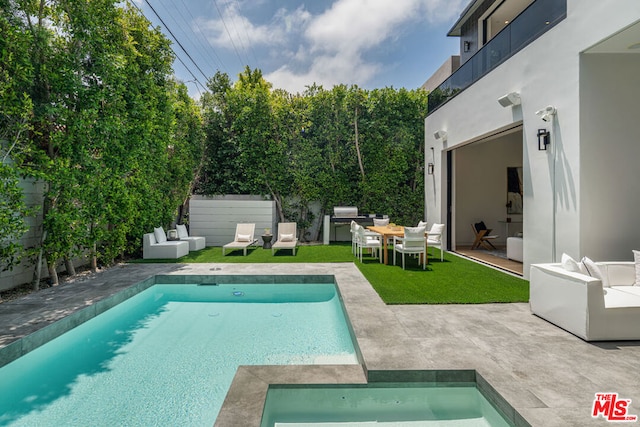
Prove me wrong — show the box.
[196,74,428,238]
[1,0,204,281]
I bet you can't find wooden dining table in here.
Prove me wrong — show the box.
[366,225,428,265]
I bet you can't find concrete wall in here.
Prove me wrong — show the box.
[424,0,640,278]
[189,195,276,246]
[0,179,45,291]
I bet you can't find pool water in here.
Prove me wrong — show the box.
[0,283,357,427]
[261,383,513,427]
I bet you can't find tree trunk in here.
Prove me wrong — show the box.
[354,106,365,180]
[48,259,59,286]
[312,207,325,242]
[91,242,98,272]
[64,257,76,277]
[32,230,47,290]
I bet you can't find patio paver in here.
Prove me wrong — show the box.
[1,262,638,426]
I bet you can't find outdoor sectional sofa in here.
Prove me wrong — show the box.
[143,232,189,259]
[530,261,640,341]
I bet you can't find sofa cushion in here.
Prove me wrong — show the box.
[154,227,167,244]
[582,256,609,287]
[280,233,294,242]
[604,287,640,308]
[561,253,587,274]
[176,224,189,239]
[612,285,640,298]
[634,250,640,285]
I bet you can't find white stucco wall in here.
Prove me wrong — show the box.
[424,0,640,277]
[580,53,640,261]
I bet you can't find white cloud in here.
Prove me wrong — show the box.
[197,0,466,92]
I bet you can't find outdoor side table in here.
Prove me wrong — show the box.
[261,234,273,249]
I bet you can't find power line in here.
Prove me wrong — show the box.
[212,0,246,68]
[232,0,260,68]
[141,0,210,84]
[160,0,221,74]
[177,0,228,73]
[129,0,207,93]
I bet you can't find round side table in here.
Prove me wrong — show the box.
[261,234,273,249]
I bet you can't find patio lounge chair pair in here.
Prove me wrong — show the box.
[223,222,298,256]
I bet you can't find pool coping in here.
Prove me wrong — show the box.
[2,262,639,426]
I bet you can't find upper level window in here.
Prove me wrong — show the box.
[479,0,534,47]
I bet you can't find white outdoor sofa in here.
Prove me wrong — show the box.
[143,232,189,259]
[176,224,205,251]
[530,261,640,341]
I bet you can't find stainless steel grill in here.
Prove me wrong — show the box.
[333,206,358,219]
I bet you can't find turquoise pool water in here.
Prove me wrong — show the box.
[0,283,358,426]
[261,383,513,427]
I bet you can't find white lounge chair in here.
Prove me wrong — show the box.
[223,223,257,256]
[272,222,298,255]
[176,224,205,251]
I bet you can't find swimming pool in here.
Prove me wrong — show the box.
[261,382,514,426]
[0,280,358,426]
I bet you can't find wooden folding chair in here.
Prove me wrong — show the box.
[471,223,499,250]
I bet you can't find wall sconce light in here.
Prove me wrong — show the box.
[463,41,471,52]
[427,163,434,175]
[497,92,521,107]
[433,130,447,140]
[537,129,550,150]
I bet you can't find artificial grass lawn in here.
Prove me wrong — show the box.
[134,243,529,304]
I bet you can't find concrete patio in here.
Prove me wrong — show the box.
[1,262,638,426]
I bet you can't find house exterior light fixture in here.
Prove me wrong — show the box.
[537,129,550,150]
[498,92,521,107]
[433,130,447,140]
[427,163,434,175]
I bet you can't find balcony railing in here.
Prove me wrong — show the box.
[427,0,567,114]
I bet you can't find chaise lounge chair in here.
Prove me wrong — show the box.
[272,222,298,256]
[223,223,257,256]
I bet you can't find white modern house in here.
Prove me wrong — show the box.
[424,0,640,278]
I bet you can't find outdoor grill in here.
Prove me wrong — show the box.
[326,206,384,242]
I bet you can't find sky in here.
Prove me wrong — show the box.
[134,0,468,98]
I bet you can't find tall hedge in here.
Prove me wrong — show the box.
[197,69,428,240]
[1,0,203,284]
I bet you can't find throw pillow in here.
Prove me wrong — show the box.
[237,234,251,242]
[561,253,586,274]
[280,233,294,242]
[154,227,167,244]
[176,224,189,239]
[634,250,640,285]
[582,256,609,288]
